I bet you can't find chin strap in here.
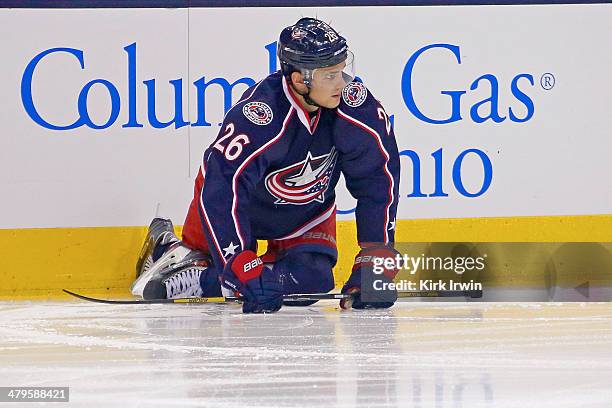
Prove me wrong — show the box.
[289,80,323,109]
[302,91,322,109]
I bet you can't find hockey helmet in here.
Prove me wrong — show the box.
[278,18,355,87]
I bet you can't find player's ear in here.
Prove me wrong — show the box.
[290,71,303,84]
[291,71,308,93]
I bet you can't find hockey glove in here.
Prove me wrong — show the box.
[221,250,283,314]
[340,246,400,310]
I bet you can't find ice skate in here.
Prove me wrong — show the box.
[134,217,179,280]
[131,218,211,299]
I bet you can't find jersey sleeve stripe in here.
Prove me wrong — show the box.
[337,108,394,244]
[198,158,228,265]
[230,107,296,250]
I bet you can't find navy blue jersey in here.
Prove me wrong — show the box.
[195,71,400,266]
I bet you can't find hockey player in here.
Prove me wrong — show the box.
[131,17,400,313]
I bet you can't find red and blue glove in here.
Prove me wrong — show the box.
[220,250,283,314]
[340,246,400,310]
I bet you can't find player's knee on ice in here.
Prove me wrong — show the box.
[275,250,335,306]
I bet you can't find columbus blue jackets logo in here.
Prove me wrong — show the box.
[265,148,338,205]
[291,28,307,40]
[243,102,273,125]
[342,82,367,107]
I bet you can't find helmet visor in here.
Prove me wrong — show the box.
[308,51,355,88]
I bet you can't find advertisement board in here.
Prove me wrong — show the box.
[2,5,610,229]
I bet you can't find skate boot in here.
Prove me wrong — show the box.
[134,218,179,280]
[131,218,217,299]
[133,249,219,299]
[139,260,206,299]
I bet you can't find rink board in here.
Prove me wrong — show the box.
[1,215,611,300]
[1,6,611,228]
[0,5,611,299]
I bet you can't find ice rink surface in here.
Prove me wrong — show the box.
[0,300,610,408]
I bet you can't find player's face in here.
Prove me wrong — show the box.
[309,61,352,108]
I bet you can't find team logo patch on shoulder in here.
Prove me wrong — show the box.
[342,82,368,107]
[243,102,273,125]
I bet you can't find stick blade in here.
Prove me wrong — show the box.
[62,289,172,304]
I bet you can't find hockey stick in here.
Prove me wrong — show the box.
[62,288,481,305]
[62,289,345,304]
